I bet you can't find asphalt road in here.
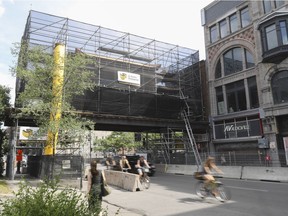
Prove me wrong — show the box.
[104,172,288,216]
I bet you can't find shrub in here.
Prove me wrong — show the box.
[0,178,106,216]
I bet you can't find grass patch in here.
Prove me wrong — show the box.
[0,181,12,194]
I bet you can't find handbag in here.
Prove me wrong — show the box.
[102,171,111,197]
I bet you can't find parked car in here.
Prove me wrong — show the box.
[125,155,156,176]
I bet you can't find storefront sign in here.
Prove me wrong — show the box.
[118,71,140,86]
[224,124,249,132]
[214,118,261,139]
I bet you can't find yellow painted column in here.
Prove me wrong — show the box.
[44,43,65,155]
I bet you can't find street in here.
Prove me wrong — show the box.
[103,173,288,216]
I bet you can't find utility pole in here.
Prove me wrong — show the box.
[7,119,18,180]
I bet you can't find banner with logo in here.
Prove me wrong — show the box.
[19,127,46,140]
[118,71,140,86]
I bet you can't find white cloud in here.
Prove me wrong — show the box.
[58,0,212,60]
[0,63,16,105]
[0,0,5,17]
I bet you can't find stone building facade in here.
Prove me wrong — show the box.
[202,0,288,166]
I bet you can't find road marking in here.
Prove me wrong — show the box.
[227,186,268,192]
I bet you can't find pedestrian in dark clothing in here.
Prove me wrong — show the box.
[87,160,104,215]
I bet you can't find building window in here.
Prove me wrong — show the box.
[272,70,288,104]
[259,16,288,63]
[240,7,251,28]
[280,21,288,45]
[263,0,273,14]
[248,76,259,108]
[214,77,257,115]
[214,116,261,139]
[216,48,254,78]
[216,86,225,115]
[235,119,249,137]
[223,48,243,76]
[245,49,255,69]
[208,6,252,43]
[220,19,228,38]
[249,118,261,136]
[226,80,247,113]
[265,24,278,50]
[275,0,285,8]
[215,60,222,79]
[262,0,285,13]
[229,13,238,33]
[210,25,218,43]
[224,50,233,76]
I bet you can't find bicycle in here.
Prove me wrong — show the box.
[139,167,150,189]
[122,167,131,172]
[193,172,231,202]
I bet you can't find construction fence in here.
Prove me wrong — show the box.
[153,150,288,167]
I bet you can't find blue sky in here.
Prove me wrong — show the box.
[0,0,213,105]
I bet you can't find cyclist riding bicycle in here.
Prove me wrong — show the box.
[119,155,131,172]
[135,156,150,176]
[105,156,116,170]
[201,156,224,199]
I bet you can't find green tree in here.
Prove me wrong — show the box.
[0,85,11,177]
[96,132,141,155]
[0,85,10,119]
[10,42,96,146]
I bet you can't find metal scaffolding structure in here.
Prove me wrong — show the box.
[21,10,203,120]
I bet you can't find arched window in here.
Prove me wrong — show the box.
[272,70,288,104]
[215,60,222,79]
[215,47,254,78]
[245,49,255,69]
[224,48,243,75]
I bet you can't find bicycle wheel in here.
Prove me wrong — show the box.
[195,181,208,198]
[142,176,150,189]
[217,185,231,201]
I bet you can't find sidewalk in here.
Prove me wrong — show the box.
[101,188,144,216]
[81,179,142,216]
[0,177,142,216]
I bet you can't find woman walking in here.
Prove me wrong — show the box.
[87,160,104,215]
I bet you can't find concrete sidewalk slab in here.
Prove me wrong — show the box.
[0,178,141,216]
